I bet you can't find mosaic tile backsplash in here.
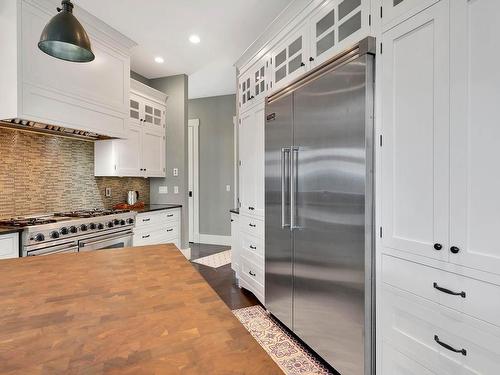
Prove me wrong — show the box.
[0,128,150,218]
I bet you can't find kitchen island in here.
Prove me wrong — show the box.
[0,245,281,374]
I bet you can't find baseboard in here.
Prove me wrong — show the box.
[180,247,191,260]
[197,234,232,246]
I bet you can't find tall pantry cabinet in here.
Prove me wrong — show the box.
[378,0,500,373]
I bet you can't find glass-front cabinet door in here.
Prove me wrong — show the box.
[271,23,309,91]
[381,0,439,30]
[238,72,254,112]
[309,0,369,67]
[143,99,165,134]
[253,61,267,101]
[129,94,142,125]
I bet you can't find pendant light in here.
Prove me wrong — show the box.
[38,0,95,63]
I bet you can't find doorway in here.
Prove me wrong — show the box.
[188,119,200,243]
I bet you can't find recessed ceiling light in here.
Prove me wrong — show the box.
[154,56,164,64]
[189,35,201,44]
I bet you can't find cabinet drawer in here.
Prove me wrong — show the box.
[381,284,500,375]
[0,233,19,259]
[382,343,437,375]
[240,215,264,238]
[240,255,264,287]
[241,232,264,260]
[382,254,500,327]
[133,225,179,247]
[135,209,180,229]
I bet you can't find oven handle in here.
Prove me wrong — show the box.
[27,242,79,256]
[79,231,133,248]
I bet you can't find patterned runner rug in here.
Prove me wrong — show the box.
[233,305,333,375]
[191,249,231,268]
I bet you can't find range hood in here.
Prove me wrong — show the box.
[0,119,112,141]
[0,0,137,141]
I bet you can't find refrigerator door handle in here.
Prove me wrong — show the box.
[281,148,291,228]
[290,147,299,230]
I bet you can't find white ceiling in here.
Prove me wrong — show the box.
[77,0,294,99]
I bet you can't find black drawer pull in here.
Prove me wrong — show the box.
[142,218,151,222]
[249,224,256,228]
[142,235,150,239]
[434,335,467,356]
[166,229,173,232]
[248,206,255,211]
[433,282,466,298]
[249,271,256,277]
[450,246,460,254]
[167,214,174,217]
[250,245,257,250]
[434,243,442,251]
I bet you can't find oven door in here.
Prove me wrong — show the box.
[78,230,133,252]
[26,241,79,256]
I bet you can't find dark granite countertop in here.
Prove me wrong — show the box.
[230,208,239,214]
[0,227,23,235]
[133,204,182,214]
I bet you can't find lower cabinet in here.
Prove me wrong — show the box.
[230,213,240,277]
[237,213,265,305]
[0,233,19,259]
[133,209,181,250]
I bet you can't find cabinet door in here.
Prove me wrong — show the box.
[310,0,369,67]
[449,0,500,275]
[253,104,265,218]
[252,61,267,101]
[143,99,165,134]
[129,94,142,126]
[271,23,309,91]
[142,130,165,177]
[116,124,143,176]
[239,110,256,214]
[238,73,254,112]
[381,0,440,30]
[381,1,449,260]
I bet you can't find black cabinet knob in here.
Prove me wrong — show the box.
[450,246,460,254]
[434,243,442,251]
[309,57,315,62]
[300,62,306,67]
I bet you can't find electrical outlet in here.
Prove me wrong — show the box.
[226,185,231,192]
[159,186,168,194]
[173,168,179,177]
[105,187,111,197]
[174,186,179,194]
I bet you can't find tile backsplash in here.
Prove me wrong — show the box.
[0,127,149,218]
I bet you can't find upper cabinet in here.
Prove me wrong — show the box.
[95,79,167,178]
[0,0,136,138]
[381,0,440,30]
[236,0,372,107]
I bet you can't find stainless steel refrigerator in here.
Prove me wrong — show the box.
[265,38,375,375]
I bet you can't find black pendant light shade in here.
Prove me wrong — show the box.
[38,0,95,63]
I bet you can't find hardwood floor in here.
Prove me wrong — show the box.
[189,243,261,310]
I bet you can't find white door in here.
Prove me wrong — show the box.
[142,130,165,177]
[381,0,450,261]
[253,103,265,219]
[188,119,200,243]
[449,0,500,275]
[116,123,142,176]
[239,110,256,216]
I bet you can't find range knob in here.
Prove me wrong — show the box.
[126,218,135,225]
[97,223,104,230]
[120,220,126,226]
[114,219,120,225]
[107,221,114,228]
[50,231,60,239]
[34,233,45,242]
[80,224,88,232]
[89,223,96,230]
[60,227,69,235]
[69,226,77,234]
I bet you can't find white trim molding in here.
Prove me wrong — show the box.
[197,234,232,247]
[180,247,192,260]
[188,119,200,243]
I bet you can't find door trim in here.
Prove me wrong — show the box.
[188,119,200,243]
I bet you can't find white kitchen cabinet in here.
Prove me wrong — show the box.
[381,0,449,262]
[238,71,254,113]
[238,103,265,219]
[270,23,310,92]
[381,0,440,30]
[133,208,181,250]
[449,0,500,275]
[309,0,370,68]
[0,0,135,139]
[0,233,19,260]
[382,344,437,375]
[230,213,240,276]
[238,57,270,113]
[94,79,167,178]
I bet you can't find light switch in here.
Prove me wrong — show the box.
[226,185,231,192]
[105,187,111,197]
[159,186,168,194]
[173,168,179,177]
[174,186,179,194]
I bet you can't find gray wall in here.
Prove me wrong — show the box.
[148,75,189,250]
[189,94,236,237]
[130,71,152,86]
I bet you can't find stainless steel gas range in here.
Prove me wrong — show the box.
[0,209,136,257]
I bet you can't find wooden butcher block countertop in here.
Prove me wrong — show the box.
[0,245,282,375]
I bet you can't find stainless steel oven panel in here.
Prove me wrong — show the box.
[78,230,133,252]
[26,241,79,256]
